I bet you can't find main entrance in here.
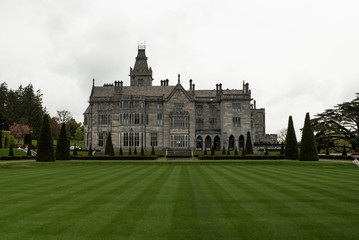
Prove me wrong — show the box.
[170,135,189,148]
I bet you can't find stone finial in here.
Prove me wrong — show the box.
[93,78,95,86]
[178,74,180,84]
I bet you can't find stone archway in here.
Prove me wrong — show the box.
[229,135,235,150]
[214,136,221,151]
[196,136,203,150]
[205,136,212,150]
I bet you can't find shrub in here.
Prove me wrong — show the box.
[36,114,55,162]
[245,132,254,154]
[299,113,319,161]
[56,123,70,160]
[285,116,299,160]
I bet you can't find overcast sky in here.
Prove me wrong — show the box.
[1,0,358,139]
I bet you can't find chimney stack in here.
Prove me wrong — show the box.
[190,79,193,91]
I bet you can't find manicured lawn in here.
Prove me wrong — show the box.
[0,149,27,156]
[0,161,358,239]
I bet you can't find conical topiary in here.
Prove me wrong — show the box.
[36,114,55,162]
[211,145,215,156]
[285,116,299,160]
[204,147,207,155]
[119,146,123,155]
[151,146,155,155]
[27,144,32,156]
[299,113,319,161]
[0,130,2,149]
[56,123,70,160]
[141,146,144,156]
[134,146,137,155]
[222,146,226,155]
[105,132,114,156]
[88,145,93,156]
[128,146,132,155]
[73,144,78,156]
[234,146,238,155]
[227,146,230,155]
[280,142,284,155]
[245,132,254,154]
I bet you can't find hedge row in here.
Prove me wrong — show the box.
[70,155,159,160]
[318,155,354,160]
[198,155,285,160]
[0,156,35,161]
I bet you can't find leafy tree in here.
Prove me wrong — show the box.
[9,123,31,142]
[66,119,81,139]
[56,123,70,160]
[49,117,61,140]
[285,116,299,160]
[299,113,319,161]
[36,114,55,162]
[277,128,287,143]
[105,132,114,156]
[245,132,254,154]
[74,127,83,141]
[312,93,359,152]
[8,144,14,157]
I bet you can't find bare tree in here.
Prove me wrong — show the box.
[56,110,72,124]
[277,128,287,143]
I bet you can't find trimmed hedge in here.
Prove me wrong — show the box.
[198,155,285,160]
[318,155,353,160]
[70,155,159,160]
[0,156,35,160]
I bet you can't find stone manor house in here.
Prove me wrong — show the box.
[83,45,276,152]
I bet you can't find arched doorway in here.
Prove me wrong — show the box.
[205,136,212,150]
[229,135,235,150]
[196,136,203,150]
[214,136,221,151]
[239,135,245,151]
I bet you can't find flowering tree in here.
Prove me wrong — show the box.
[9,123,31,143]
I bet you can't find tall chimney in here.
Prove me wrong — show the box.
[190,79,193,91]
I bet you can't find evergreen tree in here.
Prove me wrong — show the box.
[105,132,114,156]
[88,145,93,156]
[211,145,215,155]
[141,146,144,156]
[119,146,123,155]
[8,144,14,157]
[36,114,55,162]
[151,146,155,155]
[134,146,137,155]
[245,132,254,154]
[204,148,207,155]
[0,130,2,149]
[285,116,299,160]
[222,146,226,155]
[56,123,70,160]
[128,147,132,155]
[227,146,230,155]
[264,146,269,155]
[280,142,285,155]
[342,143,347,156]
[24,133,32,145]
[299,113,319,161]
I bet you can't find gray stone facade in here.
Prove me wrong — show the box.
[83,45,275,151]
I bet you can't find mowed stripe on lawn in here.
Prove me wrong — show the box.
[0,161,358,240]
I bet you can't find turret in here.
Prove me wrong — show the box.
[129,44,153,86]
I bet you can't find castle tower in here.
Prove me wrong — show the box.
[129,44,153,86]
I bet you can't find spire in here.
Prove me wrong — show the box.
[129,44,153,86]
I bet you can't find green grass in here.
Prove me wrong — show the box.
[0,161,358,239]
[0,149,27,156]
